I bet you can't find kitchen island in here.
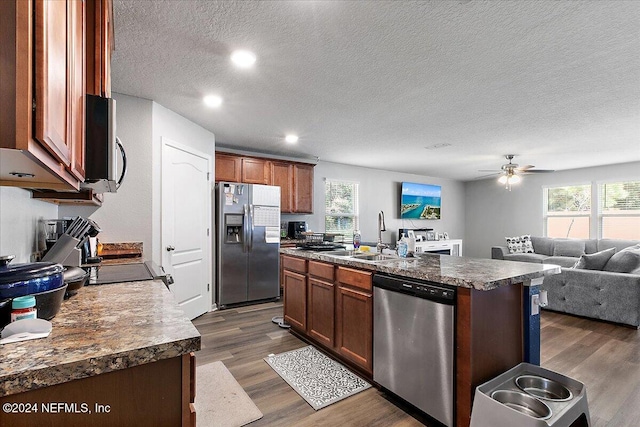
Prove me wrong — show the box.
[279,248,560,427]
[0,280,200,427]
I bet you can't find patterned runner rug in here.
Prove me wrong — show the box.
[264,345,371,410]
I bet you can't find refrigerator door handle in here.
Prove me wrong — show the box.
[243,204,249,253]
[249,204,255,252]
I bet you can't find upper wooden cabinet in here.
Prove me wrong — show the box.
[241,157,270,184]
[215,152,315,213]
[271,161,293,212]
[215,153,241,182]
[293,163,314,214]
[0,0,113,192]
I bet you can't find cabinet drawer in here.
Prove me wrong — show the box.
[282,256,307,274]
[308,261,334,281]
[337,267,372,292]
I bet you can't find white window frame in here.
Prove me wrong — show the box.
[324,179,359,241]
[597,179,640,239]
[542,184,592,238]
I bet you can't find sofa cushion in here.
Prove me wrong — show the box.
[544,256,581,268]
[553,240,586,257]
[503,253,547,263]
[531,237,555,256]
[574,247,616,270]
[604,246,640,273]
[598,239,640,253]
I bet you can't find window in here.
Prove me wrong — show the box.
[599,181,640,239]
[325,180,359,241]
[544,185,591,238]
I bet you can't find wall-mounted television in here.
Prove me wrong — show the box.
[401,182,441,220]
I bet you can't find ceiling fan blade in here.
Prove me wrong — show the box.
[519,169,555,174]
[475,172,503,179]
[478,169,501,172]
[516,165,536,171]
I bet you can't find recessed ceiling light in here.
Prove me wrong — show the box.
[203,95,223,108]
[231,50,256,68]
[285,134,299,144]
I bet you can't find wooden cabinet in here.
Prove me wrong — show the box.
[241,157,270,184]
[293,163,314,213]
[271,161,293,212]
[281,255,373,375]
[215,152,314,213]
[307,261,335,347]
[282,255,308,331]
[335,267,373,374]
[0,0,113,194]
[215,153,242,182]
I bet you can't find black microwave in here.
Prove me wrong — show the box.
[82,95,126,193]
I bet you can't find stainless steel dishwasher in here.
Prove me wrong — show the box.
[373,273,456,427]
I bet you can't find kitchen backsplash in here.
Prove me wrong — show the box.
[0,187,58,263]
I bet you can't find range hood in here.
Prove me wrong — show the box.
[81,95,126,193]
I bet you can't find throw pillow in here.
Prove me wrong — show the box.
[505,235,534,254]
[553,240,586,257]
[573,247,616,270]
[603,247,640,273]
[521,235,534,253]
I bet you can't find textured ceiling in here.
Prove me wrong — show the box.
[111,0,640,181]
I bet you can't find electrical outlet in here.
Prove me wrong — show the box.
[30,251,42,262]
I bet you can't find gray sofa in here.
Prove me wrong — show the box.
[492,237,640,327]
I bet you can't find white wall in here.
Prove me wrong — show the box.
[283,160,466,245]
[59,93,154,257]
[464,161,640,259]
[0,187,58,263]
[151,102,215,263]
[60,94,216,265]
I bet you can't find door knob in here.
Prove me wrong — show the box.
[166,245,175,252]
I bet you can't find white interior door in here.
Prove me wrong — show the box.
[161,138,211,320]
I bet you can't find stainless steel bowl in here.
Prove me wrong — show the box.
[491,390,552,420]
[516,375,573,401]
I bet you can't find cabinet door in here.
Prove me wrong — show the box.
[293,164,314,213]
[34,0,71,166]
[68,0,85,180]
[336,286,373,373]
[215,153,241,182]
[283,269,307,331]
[271,162,293,212]
[242,157,270,184]
[308,277,335,347]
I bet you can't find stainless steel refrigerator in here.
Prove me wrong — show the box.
[216,182,281,307]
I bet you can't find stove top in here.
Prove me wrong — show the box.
[88,263,154,285]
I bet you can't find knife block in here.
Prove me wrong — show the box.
[41,234,82,266]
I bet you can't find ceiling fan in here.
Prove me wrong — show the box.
[478,155,555,190]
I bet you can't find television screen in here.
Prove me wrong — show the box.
[401,182,441,220]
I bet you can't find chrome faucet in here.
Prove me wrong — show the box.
[376,211,388,253]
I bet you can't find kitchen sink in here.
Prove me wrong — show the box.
[351,253,397,261]
[323,250,357,257]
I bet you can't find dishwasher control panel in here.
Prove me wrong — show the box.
[374,273,456,304]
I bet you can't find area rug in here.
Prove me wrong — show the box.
[195,361,263,427]
[264,345,371,410]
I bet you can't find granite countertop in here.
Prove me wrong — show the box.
[280,248,561,291]
[0,280,201,397]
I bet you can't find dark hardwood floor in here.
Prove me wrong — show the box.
[193,302,640,426]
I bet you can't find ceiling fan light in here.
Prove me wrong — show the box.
[498,175,508,185]
[508,174,521,184]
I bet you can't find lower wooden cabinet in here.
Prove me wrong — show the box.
[283,269,307,331]
[307,277,335,347]
[281,255,373,375]
[335,285,373,374]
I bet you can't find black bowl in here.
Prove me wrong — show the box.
[63,267,89,298]
[0,298,11,329]
[33,284,67,320]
